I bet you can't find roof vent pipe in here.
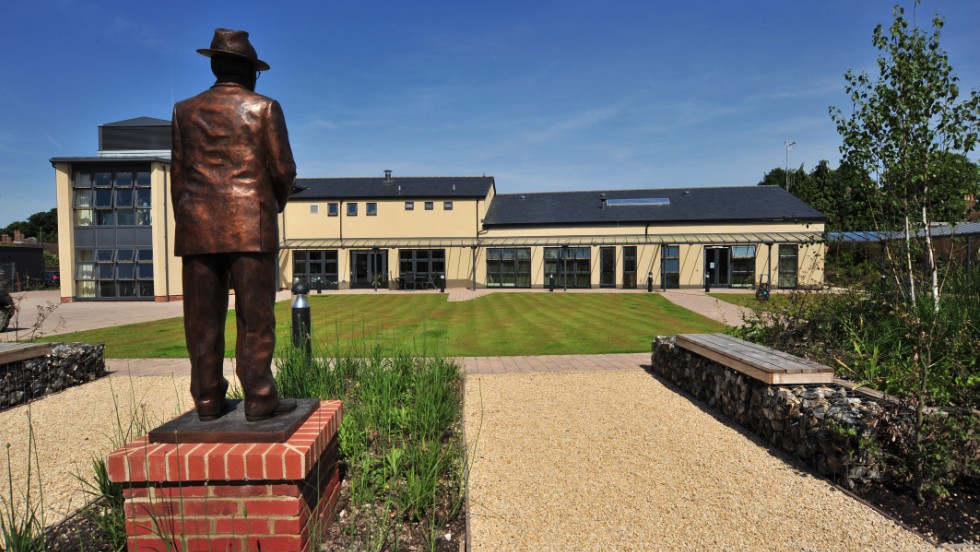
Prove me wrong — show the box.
[384,169,393,184]
[600,193,607,210]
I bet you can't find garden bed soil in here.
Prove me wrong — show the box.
[854,476,980,546]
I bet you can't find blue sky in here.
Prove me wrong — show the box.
[1,0,978,227]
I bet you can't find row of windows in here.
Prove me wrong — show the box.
[311,201,454,216]
[73,170,152,228]
[75,247,154,299]
[288,244,797,291]
[74,171,151,189]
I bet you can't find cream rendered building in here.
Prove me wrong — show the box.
[53,118,825,301]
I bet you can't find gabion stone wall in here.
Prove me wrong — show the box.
[651,336,883,488]
[0,343,106,410]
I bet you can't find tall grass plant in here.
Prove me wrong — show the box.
[274,333,468,550]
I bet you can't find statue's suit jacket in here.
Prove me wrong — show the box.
[171,82,296,256]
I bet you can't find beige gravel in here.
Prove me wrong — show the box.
[464,369,934,551]
[0,375,192,524]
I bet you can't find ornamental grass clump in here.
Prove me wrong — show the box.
[274,334,467,550]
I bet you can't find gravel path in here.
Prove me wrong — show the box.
[0,376,191,524]
[463,369,933,550]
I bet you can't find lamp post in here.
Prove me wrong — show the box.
[291,281,312,358]
[784,140,796,192]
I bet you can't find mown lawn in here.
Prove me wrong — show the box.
[708,292,792,311]
[44,293,725,358]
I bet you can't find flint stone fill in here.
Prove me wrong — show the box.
[0,343,106,411]
[651,336,882,489]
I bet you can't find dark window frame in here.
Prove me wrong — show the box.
[662,245,680,289]
[398,249,446,285]
[544,247,591,288]
[486,248,532,288]
[292,249,340,290]
[623,246,638,288]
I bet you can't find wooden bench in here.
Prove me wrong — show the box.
[0,342,54,365]
[674,333,833,385]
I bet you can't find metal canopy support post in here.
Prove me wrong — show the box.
[660,243,666,291]
[562,245,568,291]
[471,246,477,290]
[766,243,773,287]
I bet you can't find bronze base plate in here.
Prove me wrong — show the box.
[148,399,320,444]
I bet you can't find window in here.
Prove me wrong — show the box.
[75,246,154,299]
[486,248,531,288]
[327,203,339,216]
[292,249,339,290]
[347,203,358,216]
[309,204,319,214]
[75,169,146,228]
[398,249,446,285]
[71,167,154,300]
[544,247,591,288]
[623,246,637,288]
[731,245,756,288]
[367,203,377,216]
[778,245,798,288]
[424,201,434,211]
[662,245,680,289]
[405,201,414,211]
[443,201,453,210]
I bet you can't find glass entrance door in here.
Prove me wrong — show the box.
[600,247,616,288]
[623,246,637,288]
[351,250,388,288]
[704,246,731,287]
[778,245,798,288]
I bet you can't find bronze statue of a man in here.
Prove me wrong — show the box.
[171,28,297,422]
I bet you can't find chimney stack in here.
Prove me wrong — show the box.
[384,169,393,184]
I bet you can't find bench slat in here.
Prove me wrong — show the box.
[674,333,833,385]
[0,343,54,365]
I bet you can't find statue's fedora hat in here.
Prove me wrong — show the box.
[197,28,270,71]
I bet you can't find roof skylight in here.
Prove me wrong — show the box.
[606,198,670,207]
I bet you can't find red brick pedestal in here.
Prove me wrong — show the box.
[107,400,342,552]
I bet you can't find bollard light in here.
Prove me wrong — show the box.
[548,273,555,292]
[439,273,446,293]
[647,271,653,293]
[291,281,312,357]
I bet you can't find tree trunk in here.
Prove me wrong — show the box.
[904,215,917,306]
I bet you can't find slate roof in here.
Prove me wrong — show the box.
[101,117,171,127]
[292,176,495,200]
[483,186,826,227]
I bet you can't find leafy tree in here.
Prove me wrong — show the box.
[757,161,877,231]
[830,3,980,503]
[1,208,58,243]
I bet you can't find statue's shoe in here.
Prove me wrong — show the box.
[196,400,232,422]
[245,399,297,422]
